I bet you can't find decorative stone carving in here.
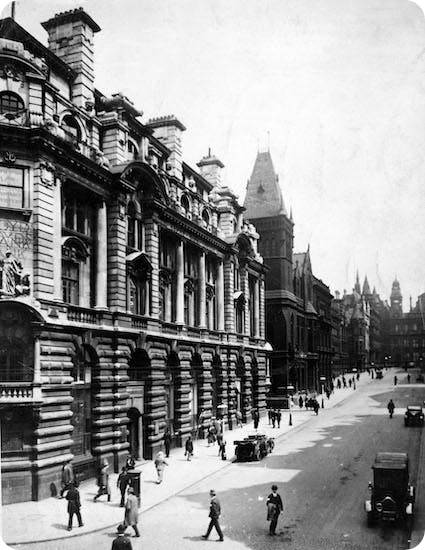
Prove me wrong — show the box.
[39,161,56,188]
[0,250,30,297]
[2,151,16,165]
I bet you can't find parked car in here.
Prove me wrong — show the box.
[375,370,383,379]
[365,452,415,529]
[234,434,274,462]
[404,405,424,427]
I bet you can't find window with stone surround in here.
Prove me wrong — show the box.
[127,201,144,250]
[0,165,28,209]
[206,256,217,330]
[62,237,89,306]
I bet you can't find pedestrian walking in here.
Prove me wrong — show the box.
[94,459,111,502]
[394,375,398,386]
[343,376,347,388]
[371,369,374,379]
[60,461,75,498]
[267,409,272,425]
[298,396,303,408]
[348,378,352,388]
[216,431,224,456]
[271,410,276,428]
[202,489,224,541]
[163,427,172,458]
[207,423,216,446]
[117,467,130,507]
[123,487,140,537]
[407,373,411,383]
[276,409,281,428]
[185,435,194,461]
[337,379,341,390]
[387,399,395,419]
[356,373,360,381]
[66,482,83,531]
[219,439,227,460]
[112,524,133,550]
[154,451,168,484]
[253,408,260,429]
[313,400,319,415]
[266,484,283,536]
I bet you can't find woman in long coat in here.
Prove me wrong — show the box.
[123,487,140,537]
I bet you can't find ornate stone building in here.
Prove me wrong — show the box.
[0,10,267,503]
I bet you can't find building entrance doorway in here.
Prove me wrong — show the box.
[127,407,142,459]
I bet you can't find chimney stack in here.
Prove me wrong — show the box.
[147,115,186,180]
[42,8,100,109]
[197,149,224,187]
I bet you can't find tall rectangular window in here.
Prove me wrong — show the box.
[62,260,79,304]
[0,166,25,209]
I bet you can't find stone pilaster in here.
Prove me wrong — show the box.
[176,240,184,324]
[224,259,234,332]
[95,201,107,308]
[145,217,159,317]
[198,252,206,328]
[107,196,127,310]
[217,260,224,331]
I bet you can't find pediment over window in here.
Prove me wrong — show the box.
[62,236,88,260]
[126,251,152,277]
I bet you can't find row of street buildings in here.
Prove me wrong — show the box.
[0,9,423,504]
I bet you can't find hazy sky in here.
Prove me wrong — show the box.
[2,0,425,308]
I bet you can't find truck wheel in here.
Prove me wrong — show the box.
[367,512,375,527]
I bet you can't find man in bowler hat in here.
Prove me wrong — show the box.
[112,524,133,550]
[266,484,283,536]
[202,489,224,541]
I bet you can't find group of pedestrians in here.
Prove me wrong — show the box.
[267,408,282,427]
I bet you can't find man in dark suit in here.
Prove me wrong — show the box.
[202,489,224,541]
[266,484,283,536]
[117,467,130,507]
[66,482,83,531]
[111,524,133,550]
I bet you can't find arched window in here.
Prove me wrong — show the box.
[62,238,89,305]
[0,92,24,118]
[201,209,210,228]
[181,194,190,214]
[127,201,144,251]
[0,306,33,382]
[62,115,81,141]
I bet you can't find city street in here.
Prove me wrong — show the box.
[15,371,424,550]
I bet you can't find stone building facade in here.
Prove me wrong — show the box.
[0,10,268,504]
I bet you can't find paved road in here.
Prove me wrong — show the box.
[18,372,424,550]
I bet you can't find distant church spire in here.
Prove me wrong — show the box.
[354,271,361,294]
[390,277,403,317]
[362,276,371,295]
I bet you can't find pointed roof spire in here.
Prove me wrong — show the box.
[243,150,288,219]
[362,276,371,295]
[354,270,361,294]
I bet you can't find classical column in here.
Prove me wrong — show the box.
[242,268,250,336]
[33,336,41,384]
[254,278,260,338]
[176,240,184,324]
[95,201,107,309]
[259,278,265,339]
[52,177,62,300]
[217,260,224,331]
[198,252,206,328]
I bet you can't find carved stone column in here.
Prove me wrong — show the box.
[95,201,107,308]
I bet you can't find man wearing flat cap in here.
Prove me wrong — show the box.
[202,489,224,541]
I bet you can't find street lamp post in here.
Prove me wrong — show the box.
[319,376,326,408]
[287,385,294,426]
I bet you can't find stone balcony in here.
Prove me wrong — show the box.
[0,383,42,403]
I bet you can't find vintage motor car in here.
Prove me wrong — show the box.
[365,452,415,528]
[375,370,383,379]
[404,405,424,427]
[233,434,274,462]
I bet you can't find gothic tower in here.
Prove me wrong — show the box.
[243,150,293,291]
[390,278,403,317]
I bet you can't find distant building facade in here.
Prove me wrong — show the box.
[383,280,425,370]
[0,10,268,503]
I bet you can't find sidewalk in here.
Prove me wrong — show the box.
[1,374,370,545]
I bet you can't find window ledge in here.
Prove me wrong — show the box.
[0,206,31,218]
